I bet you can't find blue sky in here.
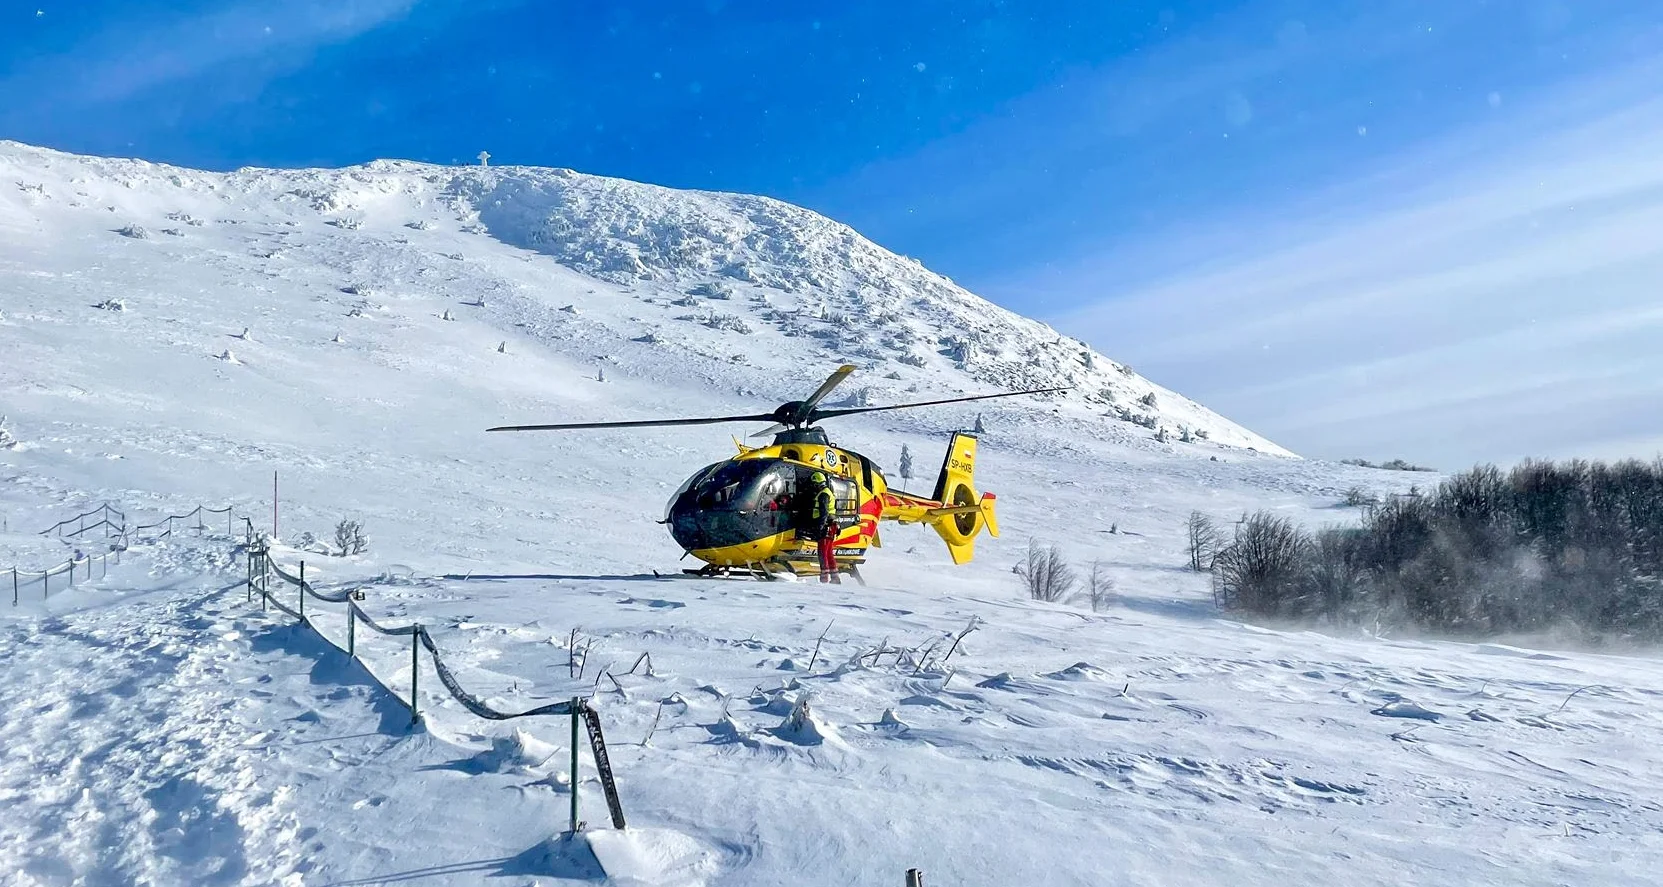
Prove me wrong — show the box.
[5,0,1663,466]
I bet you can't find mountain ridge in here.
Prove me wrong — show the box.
[0,139,1291,457]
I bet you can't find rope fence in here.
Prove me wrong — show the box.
[134,504,237,539]
[10,503,128,605]
[37,503,125,538]
[9,502,248,605]
[248,541,627,832]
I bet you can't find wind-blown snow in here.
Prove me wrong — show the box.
[2,143,1659,886]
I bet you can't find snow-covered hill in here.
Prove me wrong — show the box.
[0,140,1286,456]
[2,143,1659,887]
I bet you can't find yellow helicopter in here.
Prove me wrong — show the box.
[489,365,1064,581]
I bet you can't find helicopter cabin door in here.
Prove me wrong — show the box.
[789,468,858,537]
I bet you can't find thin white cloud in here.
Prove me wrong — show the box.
[1047,61,1663,468]
[3,0,417,108]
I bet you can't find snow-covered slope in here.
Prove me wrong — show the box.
[0,140,1287,456]
[3,143,1659,887]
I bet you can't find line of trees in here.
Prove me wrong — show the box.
[1198,458,1663,643]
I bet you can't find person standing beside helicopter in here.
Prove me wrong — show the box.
[803,471,841,584]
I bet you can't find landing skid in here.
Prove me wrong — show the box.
[678,561,865,584]
[681,563,780,582]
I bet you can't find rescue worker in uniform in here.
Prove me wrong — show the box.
[804,471,840,583]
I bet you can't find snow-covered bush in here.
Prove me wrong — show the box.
[704,313,753,334]
[689,281,734,299]
[0,416,16,449]
[1138,392,1158,408]
[93,298,126,312]
[115,224,149,239]
[334,519,369,556]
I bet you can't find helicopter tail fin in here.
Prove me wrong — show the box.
[927,432,996,564]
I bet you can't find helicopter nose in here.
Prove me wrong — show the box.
[668,499,786,552]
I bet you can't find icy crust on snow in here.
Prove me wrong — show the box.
[0,140,1287,455]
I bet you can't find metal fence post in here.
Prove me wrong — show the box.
[298,560,306,620]
[347,606,356,656]
[569,698,581,834]
[410,627,422,726]
[11,568,16,606]
[906,869,924,887]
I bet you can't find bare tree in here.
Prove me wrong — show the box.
[1211,511,1309,615]
[1186,511,1224,572]
[1082,559,1115,611]
[1015,538,1077,602]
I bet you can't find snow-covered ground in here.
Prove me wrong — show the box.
[2,143,1660,885]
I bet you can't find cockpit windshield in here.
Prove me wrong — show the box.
[663,462,722,521]
[665,460,800,519]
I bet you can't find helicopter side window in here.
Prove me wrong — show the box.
[831,476,858,518]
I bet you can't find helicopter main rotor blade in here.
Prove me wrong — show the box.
[799,364,858,415]
[748,423,788,439]
[487,412,779,432]
[808,386,1071,422]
